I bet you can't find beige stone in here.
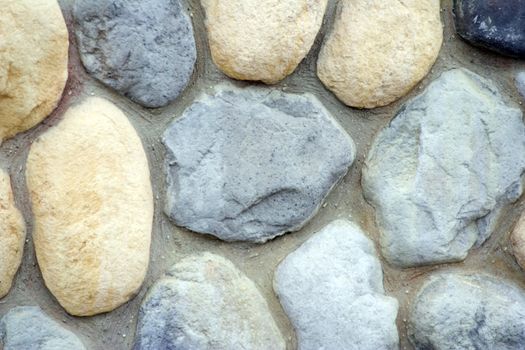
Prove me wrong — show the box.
[0,170,25,299]
[26,97,153,316]
[0,0,69,141]
[317,0,443,109]
[201,0,328,84]
[512,212,525,269]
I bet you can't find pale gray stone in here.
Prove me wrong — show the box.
[163,86,355,242]
[363,68,525,267]
[516,72,525,100]
[274,220,399,350]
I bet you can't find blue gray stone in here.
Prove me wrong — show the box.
[516,72,525,100]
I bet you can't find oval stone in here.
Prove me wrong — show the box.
[26,97,153,316]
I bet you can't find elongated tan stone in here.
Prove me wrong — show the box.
[512,212,525,269]
[26,97,153,316]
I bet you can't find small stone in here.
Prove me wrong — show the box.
[274,220,399,350]
[317,0,442,108]
[74,0,196,108]
[362,69,525,267]
[26,97,153,316]
[133,253,285,350]
[516,72,525,100]
[511,211,525,269]
[409,273,525,349]
[0,0,68,142]
[0,306,86,350]
[0,170,25,299]
[201,0,328,84]
[163,86,355,242]
[454,0,525,58]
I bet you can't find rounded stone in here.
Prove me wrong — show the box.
[74,0,197,108]
[516,72,525,100]
[0,0,68,142]
[317,0,442,108]
[163,86,355,243]
[26,97,153,316]
[201,0,328,84]
[133,253,285,350]
[511,211,525,269]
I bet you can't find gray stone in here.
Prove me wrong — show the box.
[163,86,355,242]
[516,72,525,100]
[74,0,196,108]
[362,69,525,267]
[409,273,525,350]
[133,253,285,350]
[274,220,399,350]
[0,306,86,350]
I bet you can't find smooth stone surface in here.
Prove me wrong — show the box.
[74,0,196,108]
[26,97,153,316]
[163,86,355,242]
[363,69,525,267]
[0,306,86,350]
[454,0,525,58]
[134,253,285,350]
[201,0,327,84]
[511,210,525,270]
[317,0,442,108]
[0,170,25,298]
[0,0,68,141]
[516,72,525,100]
[409,273,525,349]
[274,220,399,350]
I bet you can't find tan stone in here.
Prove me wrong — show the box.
[201,0,328,84]
[26,97,153,316]
[317,0,443,109]
[0,0,69,142]
[512,212,525,269]
[0,170,25,298]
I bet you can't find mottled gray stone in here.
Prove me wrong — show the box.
[516,72,525,100]
[163,86,355,242]
[409,273,525,350]
[0,306,85,350]
[274,220,399,350]
[74,0,196,108]
[133,253,285,350]
[363,68,525,267]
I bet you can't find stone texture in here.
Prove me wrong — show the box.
[0,170,25,299]
[511,210,525,270]
[0,306,86,350]
[362,69,525,267]
[516,72,525,100]
[163,86,355,242]
[201,0,327,84]
[454,0,525,58]
[0,0,68,142]
[26,97,153,316]
[317,0,442,109]
[134,253,285,350]
[74,0,196,108]
[274,220,399,350]
[409,273,525,349]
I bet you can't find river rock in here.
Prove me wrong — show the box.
[274,220,399,350]
[134,253,285,350]
[74,0,196,108]
[201,0,327,84]
[409,273,525,349]
[163,86,355,242]
[0,0,68,142]
[0,306,86,350]
[516,72,525,100]
[317,0,442,108]
[511,211,525,270]
[454,0,525,58]
[26,97,153,316]
[0,170,25,298]
[362,69,525,267]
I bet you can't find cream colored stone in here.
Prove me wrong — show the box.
[0,0,69,141]
[0,170,25,299]
[512,213,525,269]
[317,0,443,109]
[26,97,153,316]
[201,0,327,84]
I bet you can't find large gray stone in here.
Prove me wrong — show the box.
[133,253,285,350]
[409,273,525,349]
[362,68,525,267]
[74,0,196,108]
[274,220,399,350]
[0,306,86,350]
[163,86,355,242]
